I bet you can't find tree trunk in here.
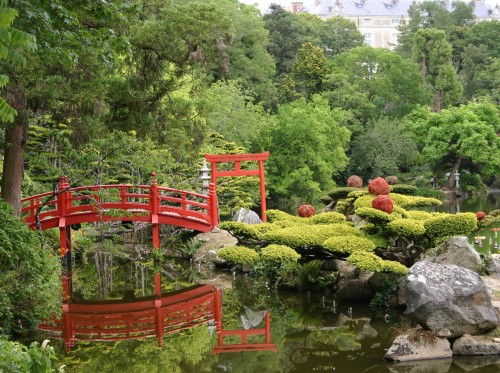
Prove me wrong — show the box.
[447,157,462,189]
[1,121,26,216]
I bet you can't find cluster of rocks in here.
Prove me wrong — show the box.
[385,236,500,366]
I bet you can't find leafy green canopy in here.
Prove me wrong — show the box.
[0,201,61,334]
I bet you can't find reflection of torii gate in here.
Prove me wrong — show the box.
[205,152,269,222]
[40,274,277,354]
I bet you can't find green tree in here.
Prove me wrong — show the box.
[348,118,419,180]
[405,102,500,188]
[265,96,350,210]
[320,16,364,58]
[412,28,462,112]
[289,42,326,99]
[0,200,61,334]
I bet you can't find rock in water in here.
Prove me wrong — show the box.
[405,261,499,337]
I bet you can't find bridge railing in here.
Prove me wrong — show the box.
[21,177,218,232]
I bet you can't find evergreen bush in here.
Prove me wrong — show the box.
[423,213,477,238]
[260,244,301,264]
[323,235,376,255]
[386,219,426,239]
[218,246,260,265]
[389,184,417,194]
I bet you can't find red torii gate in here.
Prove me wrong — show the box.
[205,152,269,222]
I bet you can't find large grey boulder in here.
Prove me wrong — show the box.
[405,261,499,337]
[487,254,500,279]
[423,236,481,273]
[232,208,262,224]
[384,333,452,362]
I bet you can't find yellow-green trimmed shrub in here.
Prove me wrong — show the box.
[392,205,409,218]
[219,221,278,240]
[385,219,426,239]
[260,244,301,263]
[355,207,396,224]
[323,235,376,255]
[265,209,345,225]
[423,213,477,238]
[347,190,370,199]
[367,234,389,248]
[390,193,442,209]
[406,211,434,220]
[309,212,346,224]
[262,224,361,249]
[382,260,409,275]
[218,246,260,265]
[354,195,375,209]
[347,251,384,272]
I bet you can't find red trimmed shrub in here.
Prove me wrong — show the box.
[297,204,315,218]
[372,195,394,214]
[347,175,363,188]
[476,211,486,221]
[368,177,390,196]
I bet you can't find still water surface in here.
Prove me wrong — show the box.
[41,193,500,373]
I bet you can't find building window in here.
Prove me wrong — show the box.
[364,33,372,45]
[391,18,400,25]
[291,2,303,13]
[363,18,372,24]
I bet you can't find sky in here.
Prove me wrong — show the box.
[238,0,500,14]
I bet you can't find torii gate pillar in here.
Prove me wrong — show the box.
[205,152,269,222]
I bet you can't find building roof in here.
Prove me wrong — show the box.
[300,0,496,19]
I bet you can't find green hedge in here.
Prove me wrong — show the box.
[219,221,278,240]
[389,184,417,195]
[265,209,345,225]
[260,244,301,264]
[423,212,477,238]
[405,211,434,220]
[355,207,396,224]
[218,246,260,265]
[346,251,408,275]
[262,224,361,249]
[385,219,426,239]
[327,187,364,200]
[323,235,376,255]
[390,193,442,209]
[382,260,409,275]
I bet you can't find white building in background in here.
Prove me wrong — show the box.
[275,0,499,49]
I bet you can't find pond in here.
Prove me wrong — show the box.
[34,192,500,373]
[36,252,500,373]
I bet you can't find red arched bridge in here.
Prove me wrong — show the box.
[21,175,219,250]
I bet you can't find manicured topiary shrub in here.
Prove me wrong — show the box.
[219,221,278,240]
[218,246,260,265]
[382,260,409,275]
[323,235,376,255]
[327,187,365,200]
[368,177,390,195]
[262,224,361,250]
[372,195,394,214]
[347,251,384,272]
[354,195,376,209]
[385,176,398,185]
[367,234,389,249]
[260,244,301,264]
[265,209,345,225]
[389,184,417,195]
[390,193,442,209]
[355,207,396,224]
[423,213,477,239]
[347,175,363,188]
[298,204,315,217]
[386,219,426,239]
[320,195,333,205]
[406,211,434,220]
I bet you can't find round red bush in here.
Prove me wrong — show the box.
[368,177,390,196]
[297,204,315,218]
[476,211,486,221]
[347,175,363,188]
[372,195,394,214]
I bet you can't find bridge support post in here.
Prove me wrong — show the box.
[150,173,160,249]
[215,289,223,346]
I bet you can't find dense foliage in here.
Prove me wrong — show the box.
[0,201,60,334]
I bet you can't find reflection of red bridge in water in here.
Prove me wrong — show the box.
[22,176,276,354]
[39,282,277,354]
